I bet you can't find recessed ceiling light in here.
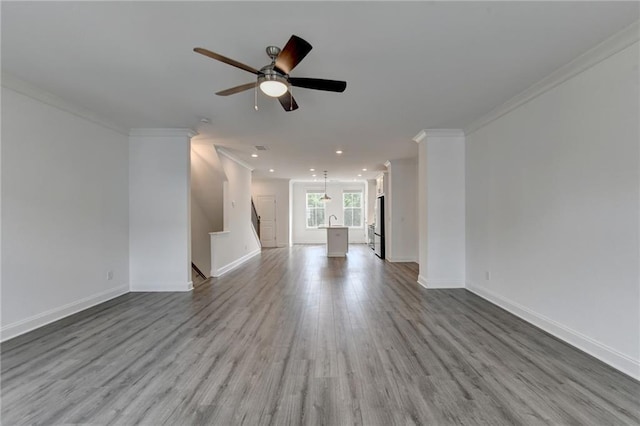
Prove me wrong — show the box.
[251,153,258,158]
[312,174,316,177]
[310,168,315,172]
[269,169,274,173]
[362,168,367,171]
[358,174,362,177]
[336,150,343,154]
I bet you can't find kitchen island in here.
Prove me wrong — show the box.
[319,226,348,257]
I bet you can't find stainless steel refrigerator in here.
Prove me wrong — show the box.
[374,196,385,259]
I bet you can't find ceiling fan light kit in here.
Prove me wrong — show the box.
[258,73,288,98]
[194,35,346,111]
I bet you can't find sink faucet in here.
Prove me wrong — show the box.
[329,215,337,227]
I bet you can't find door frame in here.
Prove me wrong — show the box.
[256,194,277,247]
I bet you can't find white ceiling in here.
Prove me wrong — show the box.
[2,2,638,181]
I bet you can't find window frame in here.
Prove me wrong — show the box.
[342,191,364,229]
[305,191,327,229]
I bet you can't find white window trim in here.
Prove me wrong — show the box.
[343,191,364,229]
[306,191,326,229]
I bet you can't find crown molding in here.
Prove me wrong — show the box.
[465,20,640,136]
[129,128,197,138]
[1,72,128,135]
[255,177,291,183]
[216,147,254,171]
[413,129,465,142]
[385,157,418,166]
[412,130,427,143]
[289,179,364,184]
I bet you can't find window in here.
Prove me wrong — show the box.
[343,191,363,227]
[306,192,326,228]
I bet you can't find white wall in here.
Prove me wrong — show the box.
[191,198,214,278]
[191,144,225,276]
[210,150,261,276]
[415,132,466,288]
[191,144,224,232]
[366,179,377,229]
[1,85,129,340]
[252,178,290,247]
[129,129,193,292]
[292,181,367,244]
[465,41,639,378]
[386,158,418,262]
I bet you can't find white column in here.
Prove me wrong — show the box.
[385,158,418,262]
[129,128,196,291]
[415,129,466,288]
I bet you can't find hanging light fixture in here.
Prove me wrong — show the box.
[320,170,331,202]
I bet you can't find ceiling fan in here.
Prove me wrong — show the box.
[194,35,346,111]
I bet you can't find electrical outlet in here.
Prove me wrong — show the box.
[485,271,491,280]
[107,270,114,280]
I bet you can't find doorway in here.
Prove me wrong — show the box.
[257,195,276,247]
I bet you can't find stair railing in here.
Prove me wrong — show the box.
[251,198,260,237]
[191,262,207,280]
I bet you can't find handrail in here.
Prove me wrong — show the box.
[251,198,260,237]
[191,262,207,280]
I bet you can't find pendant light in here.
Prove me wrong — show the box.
[320,171,331,202]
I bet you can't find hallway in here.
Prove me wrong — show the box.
[2,245,638,425]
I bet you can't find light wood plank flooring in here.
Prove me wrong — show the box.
[2,245,639,425]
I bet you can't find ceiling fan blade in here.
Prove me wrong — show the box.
[274,35,312,74]
[216,82,257,96]
[278,91,299,111]
[289,77,347,93]
[193,47,259,75]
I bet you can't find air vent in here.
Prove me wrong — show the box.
[255,145,268,151]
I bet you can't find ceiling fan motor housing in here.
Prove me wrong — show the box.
[259,66,286,79]
[258,65,288,81]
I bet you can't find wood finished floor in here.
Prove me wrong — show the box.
[2,245,639,425]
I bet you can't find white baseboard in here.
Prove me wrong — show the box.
[292,241,367,245]
[212,248,261,277]
[1,285,129,342]
[466,282,640,381]
[417,275,428,288]
[387,256,418,263]
[292,240,326,245]
[417,275,465,289]
[130,281,193,292]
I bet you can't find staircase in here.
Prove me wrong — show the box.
[251,198,261,238]
[191,262,210,286]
